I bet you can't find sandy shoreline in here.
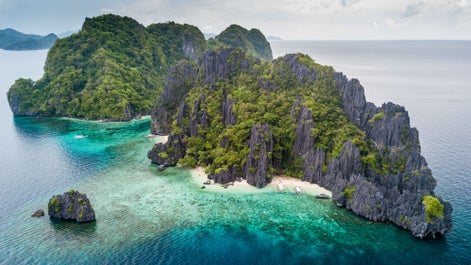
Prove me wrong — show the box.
[191,166,332,197]
[147,134,169,144]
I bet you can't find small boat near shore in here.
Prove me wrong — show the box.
[277,183,285,192]
[158,165,167,171]
[74,134,85,139]
[315,193,331,199]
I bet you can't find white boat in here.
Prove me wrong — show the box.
[315,193,330,199]
[277,183,285,192]
[74,135,85,139]
[294,186,302,194]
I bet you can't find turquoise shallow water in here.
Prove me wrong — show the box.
[0,117,452,265]
[1,43,471,264]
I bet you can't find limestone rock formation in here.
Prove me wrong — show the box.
[48,190,95,222]
[151,61,199,135]
[148,49,452,238]
[245,124,273,188]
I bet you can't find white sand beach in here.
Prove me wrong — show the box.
[148,134,169,144]
[191,166,332,197]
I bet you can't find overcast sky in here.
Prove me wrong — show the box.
[1,0,470,40]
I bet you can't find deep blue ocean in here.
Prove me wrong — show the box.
[1,41,470,264]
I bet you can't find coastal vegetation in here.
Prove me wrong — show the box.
[369,111,385,124]
[49,196,61,212]
[342,186,356,200]
[422,195,444,223]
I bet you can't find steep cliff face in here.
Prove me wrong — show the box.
[245,124,274,188]
[330,72,452,238]
[150,61,198,135]
[148,49,452,238]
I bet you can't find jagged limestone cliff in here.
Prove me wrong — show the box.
[148,48,452,238]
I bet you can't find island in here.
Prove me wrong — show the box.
[147,48,452,238]
[7,14,271,122]
[6,14,452,238]
[0,28,57,50]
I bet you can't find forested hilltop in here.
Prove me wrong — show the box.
[148,48,453,238]
[0,28,58,50]
[7,14,272,121]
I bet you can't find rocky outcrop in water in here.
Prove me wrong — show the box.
[148,49,452,238]
[48,190,95,222]
[31,209,45,217]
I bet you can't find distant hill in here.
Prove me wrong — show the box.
[267,36,282,41]
[0,28,58,50]
[57,30,78,38]
[203,32,216,39]
[214,24,273,61]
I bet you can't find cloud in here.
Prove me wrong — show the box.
[340,0,360,7]
[1,0,471,40]
[403,1,424,17]
[386,18,406,28]
[457,0,469,8]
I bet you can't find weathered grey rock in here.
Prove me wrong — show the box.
[182,34,201,61]
[282,54,317,83]
[31,209,44,217]
[293,107,315,157]
[201,48,253,86]
[148,88,211,166]
[330,68,453,238]
[48,190,95,222]
[208,168,238,184]
[202,49,232,85]
[147,133,186,166]
[222,90,236,126]
[151,61,198,135]
[245,124,273,188]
